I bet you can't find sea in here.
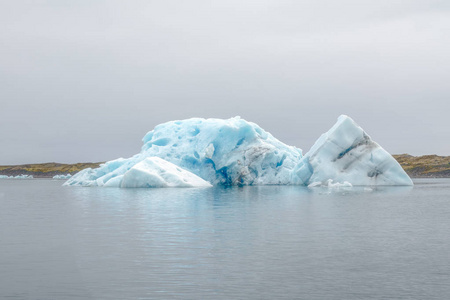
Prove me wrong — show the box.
[1,178,449,300]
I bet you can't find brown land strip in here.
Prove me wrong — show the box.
[392,154,450,178]
[0,162,103,178]
[0,155,449,178]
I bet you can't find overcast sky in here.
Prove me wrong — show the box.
[1,0,449,165]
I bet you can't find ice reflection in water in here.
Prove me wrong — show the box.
[1,180,448,300]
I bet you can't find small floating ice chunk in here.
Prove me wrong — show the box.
[17,174,33,179]
[308,179,353,188]
[53,174,72,179]
[307,181,322,187]
[1,174,34,179]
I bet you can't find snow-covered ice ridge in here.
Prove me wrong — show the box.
[64,115,412,188]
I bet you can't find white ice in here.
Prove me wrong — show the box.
[308,179,353,188]
[0,174,34,179]
[53,174,72,179]
[116,157,212,188]
[291,115,413,186]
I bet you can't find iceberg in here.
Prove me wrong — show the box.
[53,174,72,179]
[0,174,33,179]
[64,117,303,187]
[15,174,33,179]
[65,115,412,188]
[291,115,413,186]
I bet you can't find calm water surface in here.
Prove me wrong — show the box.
[1,179,450,299]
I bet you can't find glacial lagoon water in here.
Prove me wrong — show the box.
[1,179,450,299]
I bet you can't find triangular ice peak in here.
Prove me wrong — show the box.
[292,115,413,186]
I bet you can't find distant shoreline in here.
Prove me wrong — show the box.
[0,162,103,178]
[392,154,450,178]
[0,154,449,179]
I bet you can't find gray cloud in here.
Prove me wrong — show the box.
[1,0,449,164]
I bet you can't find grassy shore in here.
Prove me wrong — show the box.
[392,154,450,178]
[0,162,103,178]
[1,155,449,178]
